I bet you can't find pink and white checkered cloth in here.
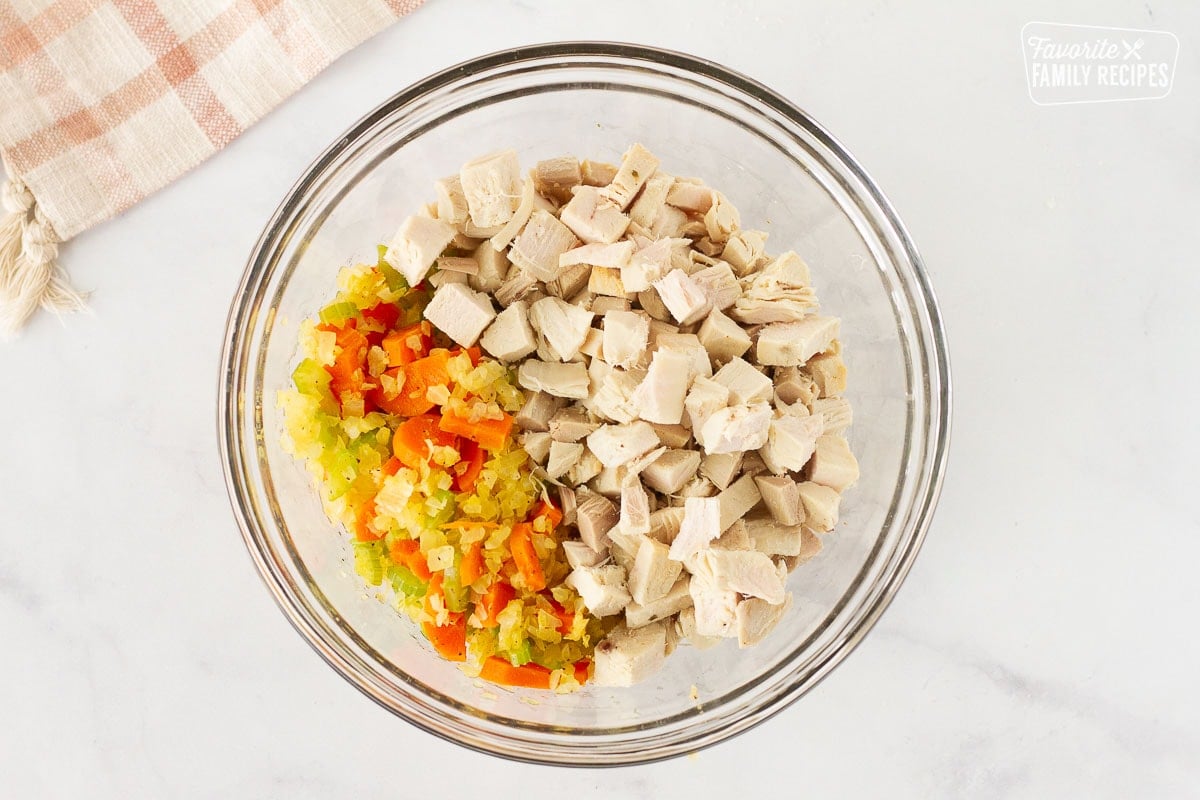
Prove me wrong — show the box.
[0,0,423,336]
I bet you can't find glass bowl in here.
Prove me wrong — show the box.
[219,42,951,766]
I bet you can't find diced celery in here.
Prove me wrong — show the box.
[353,542,384,586]
[387,564,427,598]
[508,639,532,666]
[292,359,338,414]
[324,448,358,499]
[441,565,468,613]
[292,358,330,395]
[424,489,456,528]
[319,301,358,324]
[377,244,409,292]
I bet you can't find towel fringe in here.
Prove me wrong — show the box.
[0,177,86,339]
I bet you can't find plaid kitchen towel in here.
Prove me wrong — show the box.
[0,0,423,336]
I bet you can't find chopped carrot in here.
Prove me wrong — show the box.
[548,601,573,635]
[438,409,514,451]
[323,324,370,405]
[453,439,485,492]
[388,350,454,416]
[392,414,458,469]
[572,659,590,685]
[362,302,401,331]
[531,498,563,531]
[479,656,552,689]
[381,321,432,366]
[447,345,482,366]
[382,457,403,476]
[477,581,515,628]
[460,541,484,585]
[389,539,432,581]
[509,522,545,592]
[353,499,382,542]
[422,613,467,662]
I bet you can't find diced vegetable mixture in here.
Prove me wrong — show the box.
[281,145,859,691]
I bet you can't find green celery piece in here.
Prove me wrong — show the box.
[441,565,468,613]
[388,564,427,598]
[324,448,358,499]
[353,542,385,586]
[376,244,409,293]
[292,358,330,394]
[319,301,358,325]
[508,639,533,666]
[424,489,456,528]
[293,360,338,415]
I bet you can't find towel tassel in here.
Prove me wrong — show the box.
[0,176,86,338]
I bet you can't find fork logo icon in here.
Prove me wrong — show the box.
[1122,39,1145,60]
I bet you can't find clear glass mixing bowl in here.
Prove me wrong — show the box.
[219,42,951,766]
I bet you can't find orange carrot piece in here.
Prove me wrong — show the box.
[550,602,573,635]
[389,539,432,581]
[324,325,370,405]
[382,321,432,366]
[382,457,403,476]
[377,350,452,417]
[438,409,514,452]
[454,439,485,492]
[477,581,515,628]
[509,523,545,592]
[479,656,552,689]
[392,414,457,469]
[460,542,484,585]
[422,613,467,662]
[572,659,591,685]
[353,499,382,542]
[532,498,563,531]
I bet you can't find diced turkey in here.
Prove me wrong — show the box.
[712,357,773,405]
[699,402,773,455]
[653,269,711,325]
[459,149,521,227]
[516,360,590,399]
[625,575,691,628]
[423,283,496,347]
[593,620,668,686]
[697,308,752,365]
[736,594,793,648]
[567,564,631,617]
[760,412,824,475]
[797,481,841,532]
[509,210,579,281]
[386,215,457,286]
[628,535,683,605]
[585,422,659,469]
[546,440,583,480]
[480,299,536,362]
[528,296,593,361]
[756,316,840,366]
[716,474,762,532]
[619,481,652,536]
[631,348,692,425]
[599,142,660,210]
[573,487,619,551]
[668,496,721,561]
[560,186,631,244]
[641,448,702,495]
[753,475,803,526]
[808,435,859,491]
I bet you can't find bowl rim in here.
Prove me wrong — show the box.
[219,40,952,766]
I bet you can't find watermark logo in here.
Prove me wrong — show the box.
[1022,22,1179,105]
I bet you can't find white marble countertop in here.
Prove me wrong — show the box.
[3,1,1198,796]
